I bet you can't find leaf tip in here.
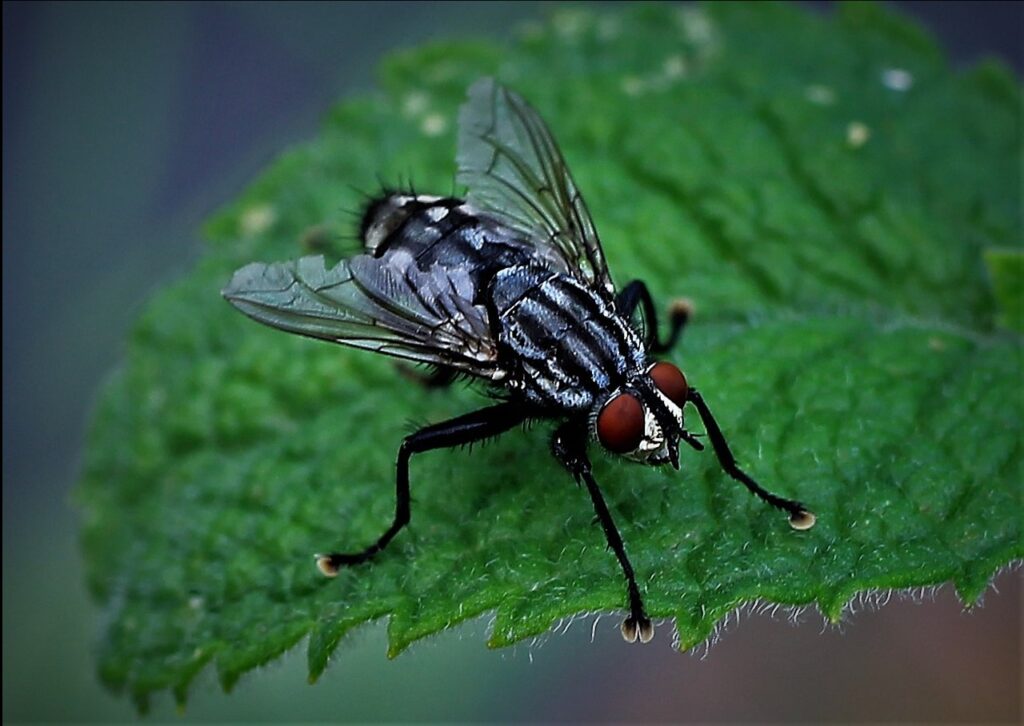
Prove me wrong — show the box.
[217,664,242,695]
[818,593,849,624]
[131,690,151,716]
[172,681,191,710]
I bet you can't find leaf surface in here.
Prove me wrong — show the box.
[78,2,1023,709]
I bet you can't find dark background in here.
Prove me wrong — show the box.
[3,2,1021,721]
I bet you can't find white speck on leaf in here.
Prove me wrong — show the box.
[516,20,544,41]
[597,15,621,40]
[882,67,914,92]
[239,204,276,237]
[621,76,646,97]
[663,54,688,79]
[847,121,871,148]
[421,113,448,137]
[402,91,429,117]
[552,8,588,39]
[677,6,714,45]
[806,84,836,105]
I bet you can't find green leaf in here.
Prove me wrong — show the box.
[78,2,1023,710]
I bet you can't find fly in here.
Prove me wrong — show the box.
[223,78,816,644]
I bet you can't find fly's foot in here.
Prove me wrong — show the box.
[621,614,655,644]
[788,508,817,531]
[315,550,376,576]
[668,297,694,326]
[315,554,343,577]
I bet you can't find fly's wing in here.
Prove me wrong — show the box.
[223,254,500,377]
[457,77,614,297]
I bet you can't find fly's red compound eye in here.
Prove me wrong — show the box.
[649,361,688,407]
[597,393,645,453]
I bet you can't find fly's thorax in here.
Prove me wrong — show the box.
[490,267,647,411]
[592,361,691,466]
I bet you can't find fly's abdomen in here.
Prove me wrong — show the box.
[361,194,538,300]
[490,266,646,410]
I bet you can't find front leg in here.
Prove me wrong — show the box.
[552,422,654,644]
[687,388,816,530]
[317,402,528,575]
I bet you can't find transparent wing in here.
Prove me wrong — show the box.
[222,255,500,377]
[457,77,614,296]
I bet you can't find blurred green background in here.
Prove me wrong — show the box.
[3,2,1021,721]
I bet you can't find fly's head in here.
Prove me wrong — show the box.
[591,361,690,467]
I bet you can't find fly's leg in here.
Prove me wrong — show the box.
[687,388,816,531]
[552,423,654,644]
[583,468,654,644]
[317,402,528,575]
[616,280,691,354]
